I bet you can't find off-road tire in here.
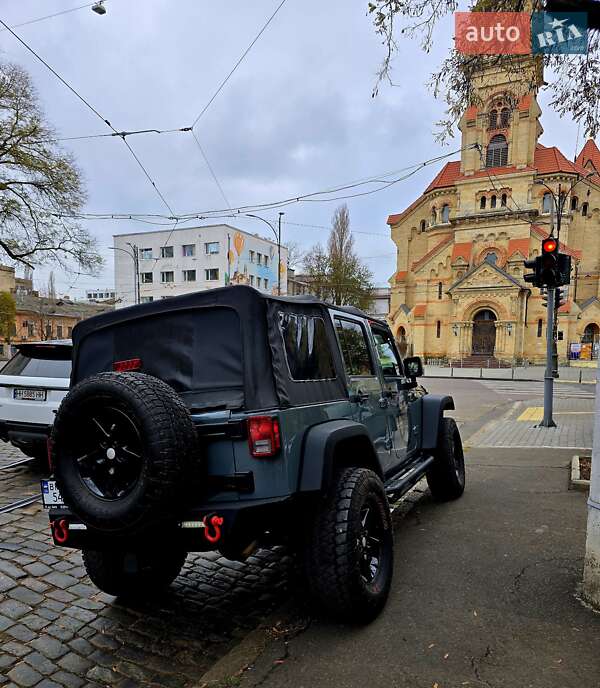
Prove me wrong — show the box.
[52,372,197,533]
[82,548,187,598]
[304,467,394,623]
[426,417,465,501]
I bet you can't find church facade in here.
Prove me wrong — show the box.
[387,58,600,364]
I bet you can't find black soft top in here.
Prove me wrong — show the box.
[72,285,370,412]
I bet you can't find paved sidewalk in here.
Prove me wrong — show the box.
[466,395,595,449]
[242,448,600,688]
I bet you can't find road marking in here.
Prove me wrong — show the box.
[517,407,543,421]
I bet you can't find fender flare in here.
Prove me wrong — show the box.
[298,420,383,493]
[421,394,455,451]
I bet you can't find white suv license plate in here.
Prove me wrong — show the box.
[14,388,46,401]
[41,480,65,508]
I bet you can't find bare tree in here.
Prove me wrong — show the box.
[304,204,374,309]
[368,0,600,140]
[0,61,102,271]
[284,240,305,270]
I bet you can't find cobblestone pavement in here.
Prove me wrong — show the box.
[0,446,46,511]
[466,394,596,449]
[0,445,296,688]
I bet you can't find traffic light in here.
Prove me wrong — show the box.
[557,252,572,287]
[523,256,541,287]
[540,237,559,287]
[555,287,567,311]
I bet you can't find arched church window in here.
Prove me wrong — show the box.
[484,251,498,265]
[436,321,441,338]
[501,193,508,207]
[441,204,450,223]
[500,108,510,128]
[491,195,497,209]
[582,202,589,217]
[571,196,578,211]
[431,207,437,225]
[583,323,599,343]
[486,135,508,167]
[488,110,498,130]
[420,219,426,232]
[542,193,553,213]
[537,319,543,338]
[437,282,443,300]
[480,196,487,210]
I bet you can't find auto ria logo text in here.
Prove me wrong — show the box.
[455,11,588,55]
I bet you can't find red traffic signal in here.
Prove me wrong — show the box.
[542,238,557,254]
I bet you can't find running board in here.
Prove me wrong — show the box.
[385,456,435,499]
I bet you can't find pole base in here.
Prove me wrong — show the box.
[537,420,557,428]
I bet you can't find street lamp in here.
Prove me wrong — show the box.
[109,243,139,305]
[92,2,107,15]
[243,213,285,295]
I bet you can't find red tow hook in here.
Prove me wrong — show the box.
[202,514,224,543]
[52,519,69,544]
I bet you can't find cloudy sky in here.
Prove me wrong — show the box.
[0,0,584,298]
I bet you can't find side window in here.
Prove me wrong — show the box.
[372,328,403,377]
[334,317,374,377]
[279,313,336,381]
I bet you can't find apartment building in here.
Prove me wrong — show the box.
[113,224,288,307]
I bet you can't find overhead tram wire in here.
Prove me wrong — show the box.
[30,127,192,145]
[191,130,232,210]
[1,2,106,31]
[0,18,176,217]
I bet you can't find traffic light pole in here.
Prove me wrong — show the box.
[541,281,557,427]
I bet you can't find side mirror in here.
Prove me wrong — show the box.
[404,356,424,378]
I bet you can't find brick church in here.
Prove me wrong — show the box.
[387,57,600,364]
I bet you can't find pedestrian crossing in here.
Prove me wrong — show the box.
[479,380,596,400]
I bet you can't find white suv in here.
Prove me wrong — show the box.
[0,341,71,462]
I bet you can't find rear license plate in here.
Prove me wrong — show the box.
[41,480,64,508]
[14,388,46,402]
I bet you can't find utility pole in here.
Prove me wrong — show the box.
[278,212,284,295]
[583,355,600,608]
[541,202,556,428]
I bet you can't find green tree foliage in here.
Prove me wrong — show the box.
[368,0,600,140]
[303,204,374,310]
[0,61,102,271]
[0,291,16,344]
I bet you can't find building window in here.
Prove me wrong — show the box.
[441,204,450,223]
[542,192,553,213]
[56,325,63,339]
[537,319,543,338]
[250,275,254,286]
[571,196,579,211]
[249,250,255,263]
[182,244,195,257]
[141,296,154,303]
[139,248,152,260]
[431,207,437,225]
[484,251,498,265]
[205,242,219,255]
[183,269,196,282]
[500,108,510,128]
[28,324,34,338]
[67,327,73,337]
[491,195,497,209]
[46,324,52,339]
[140,272,153,284]
[488,109,497,130]
[160,271,174,283]
[486,135,508,167]
[582,202,589,217]
[420,219,426,232]
[437,282,443,300]
[264,256,269,268]
[160,246,174,259]
[257,253,262,266]
[501,193,507,207]
[436,321,441,338]
[205,268,219,281]
[257,277,262,288]
[480,196,487,210]
[264,279,269,290]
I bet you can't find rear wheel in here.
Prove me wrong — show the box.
[304,467,393,623]
[82,548,187,598]
[426,417,465,501]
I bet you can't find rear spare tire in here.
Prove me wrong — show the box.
[52,372,196,533]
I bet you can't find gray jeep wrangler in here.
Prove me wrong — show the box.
[47,285,464,622]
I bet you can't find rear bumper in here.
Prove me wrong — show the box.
[47,494,295,552]
[0,420,51,450]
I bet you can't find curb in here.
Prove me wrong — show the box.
[425,374,595,385]
[570,454,591,492]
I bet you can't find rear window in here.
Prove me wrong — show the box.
[279,312,336,381]
[1,350,72,379]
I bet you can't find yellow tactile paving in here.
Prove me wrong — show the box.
[517,407,544,421]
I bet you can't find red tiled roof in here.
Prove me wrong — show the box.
[531,225,582,259]
[424,161,462,193]
[451,242,472,263]
[411,234,453,272]
[558,301,572,314]
[413,304,427,318]
[395,271,407,283]
[576,139,600,173]
[387,196,424,225]
[507,238,530,259]
[534,144,582,175]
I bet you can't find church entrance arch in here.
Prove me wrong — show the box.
[472,309,497,355]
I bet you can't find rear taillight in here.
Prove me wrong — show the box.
[113,358,142,372]
[247,416,281,458]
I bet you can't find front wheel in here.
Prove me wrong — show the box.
[304,467,394,623]
[82,548,187,598]
[426,417,465,501]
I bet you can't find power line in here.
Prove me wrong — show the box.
[191,0,290,128]
[1,2,105,31]
[0,17,176,216]
[191,130,232,209]
[31,127,192,145]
